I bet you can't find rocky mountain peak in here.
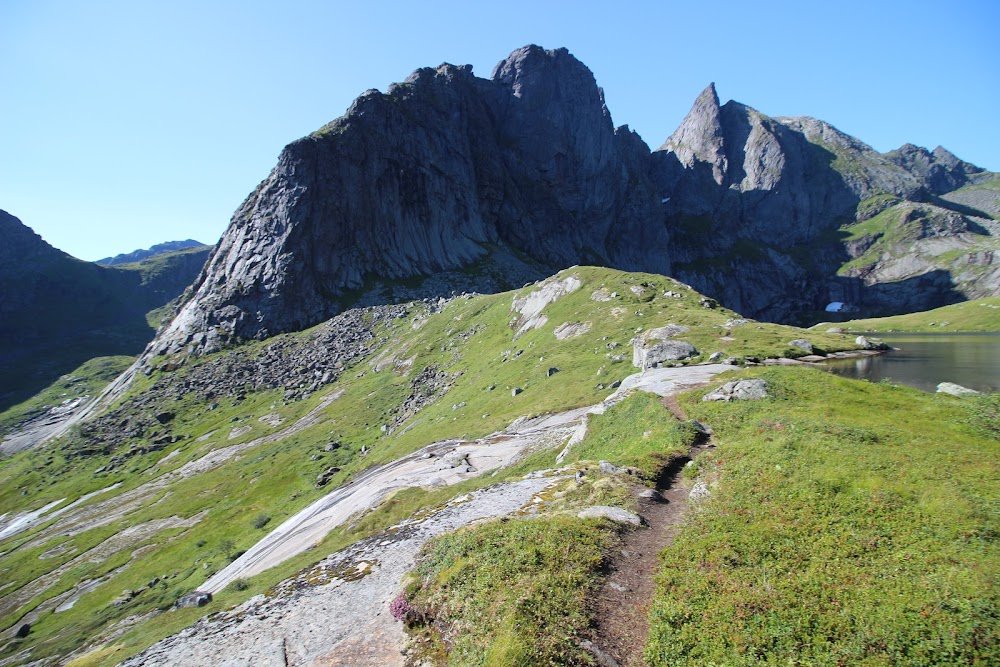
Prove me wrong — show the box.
[150,45,668,358]
[658,82,727,184]
[0,209,59,264]
[886,142,984,195]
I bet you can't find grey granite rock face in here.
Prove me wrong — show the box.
[652,85,997,322]
[150,51,997,355]
[659,83,728,185]
[155,46,669,354]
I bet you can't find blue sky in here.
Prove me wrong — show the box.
[2,0,997,261]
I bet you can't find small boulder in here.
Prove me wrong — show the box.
[855,335,890,351]
[547,367,560,377]
[788,339,813,353]
[14,624,30,639]
[703,378,769,402]
[175,591,213,608]
[936,382,980,397]
[511,387,523,397]
[632,325,697,369]
[689,481,711,503]
[154,411,175,424]
[637,489,665,502]
[598,460,620,474]
[577,506,643,526]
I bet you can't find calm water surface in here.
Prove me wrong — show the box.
[824,333,1000,393]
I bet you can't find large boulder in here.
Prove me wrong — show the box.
[703,378,769,402]
[936,382,979,397]
[632,324,696,369]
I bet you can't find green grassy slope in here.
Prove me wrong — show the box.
[647,367,998,665]
[0,267,860,665]
[814,297,1000,332]
[400,367,998,666]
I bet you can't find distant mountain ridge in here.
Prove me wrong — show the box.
[653,83,998,321]
[96,239,208,266]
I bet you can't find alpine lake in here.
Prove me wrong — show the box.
[824,332,1000,393]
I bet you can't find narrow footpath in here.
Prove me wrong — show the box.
[589,395,713,667]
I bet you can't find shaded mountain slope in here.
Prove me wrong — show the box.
[0,211,210,411]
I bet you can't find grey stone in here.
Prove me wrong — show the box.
[855,335,890,351]
[598,460,620,474]
[788,339,813,353]
[936,382,980,397]
[637,489,664,502]
[577,506,642,526]
[703,378,769,402]
[689,482,711,503]
[511,387,523,397]
[688,419,712,435]
[579,639,621,667]
[632,330,698,369]
[175,591,213,608]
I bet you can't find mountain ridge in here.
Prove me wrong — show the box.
[0,210,211,411]
[96,240,209,267]
[145,45,997,360]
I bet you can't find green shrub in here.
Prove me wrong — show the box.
[410,515,618,665]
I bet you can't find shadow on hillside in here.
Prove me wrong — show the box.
[0,319,153,416]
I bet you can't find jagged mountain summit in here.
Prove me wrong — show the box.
[655,83,997,320]
[153,45,998,357]
[96,240,208,266]
[157,45,668,355]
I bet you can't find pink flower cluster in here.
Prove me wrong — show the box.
[389,593,411,621]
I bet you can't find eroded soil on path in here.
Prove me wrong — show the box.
[588,395,712,667]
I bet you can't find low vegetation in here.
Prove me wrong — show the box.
[0,268,867,665]
[407,516,620,666]
[815,296,1000,333]
[646,367,999,665]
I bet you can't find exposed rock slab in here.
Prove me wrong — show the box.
[121,478,557,667]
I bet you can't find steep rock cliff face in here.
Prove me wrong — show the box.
[158,46,668,354]
[153,46,997,355]
[651,86,997,322]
